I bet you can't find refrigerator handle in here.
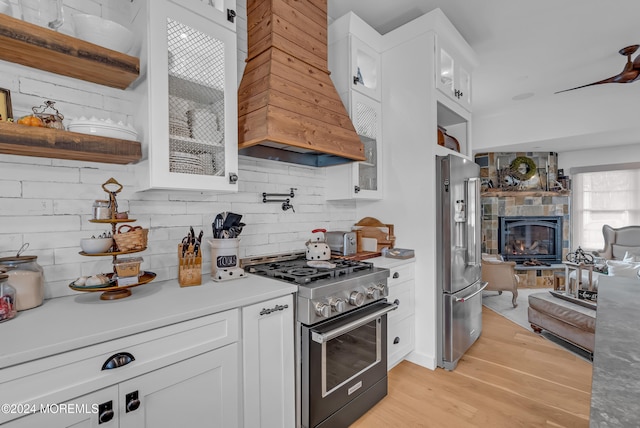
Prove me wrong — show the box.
[466,177,480,267]
[454,282,488,302]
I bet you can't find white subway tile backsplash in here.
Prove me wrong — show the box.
[0,234,22,253]
[0,163,79,182]
[0,154,52,166]
[0,180,22,197]
[0,215,80,234]
[0,199,53,215]
[22,182,99,200]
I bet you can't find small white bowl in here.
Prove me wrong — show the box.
[80,237,114,254]
[72,14,133,54]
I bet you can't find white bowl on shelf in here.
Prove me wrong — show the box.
[68,117,138,141]
[80,237,114,254]
[72,14,133,54]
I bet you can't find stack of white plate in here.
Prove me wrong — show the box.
[170,151,204,175]
[169,104,190,139]
[68,117,138,141]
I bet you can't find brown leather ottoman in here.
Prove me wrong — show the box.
[528,292,596,354]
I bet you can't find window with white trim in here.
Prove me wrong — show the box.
[572,167,640,251]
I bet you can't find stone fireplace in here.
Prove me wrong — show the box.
[476,152,570,286]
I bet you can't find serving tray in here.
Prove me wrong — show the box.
[69,271,156,300]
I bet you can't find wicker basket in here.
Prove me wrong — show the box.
[114,225,148,251]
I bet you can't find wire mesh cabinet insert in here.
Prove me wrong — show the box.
[134,0,238,192]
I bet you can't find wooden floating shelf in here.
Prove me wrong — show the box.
[0,14,139,89]
[0,122,142,164]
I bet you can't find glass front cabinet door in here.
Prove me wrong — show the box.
[134,0,239,192]
[351,35,381,101]
[326,91,382,200]
[435,34,472,112]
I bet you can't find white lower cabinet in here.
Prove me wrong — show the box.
[373,259,416,370]
[5,387,119,428]
[242,294,295,428]
[1,310,240,427]
[7,346,239,428]
[119,345,239,428]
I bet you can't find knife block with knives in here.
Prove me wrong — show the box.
[178,242,202,287]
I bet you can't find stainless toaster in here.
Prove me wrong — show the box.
[325,231,357,256]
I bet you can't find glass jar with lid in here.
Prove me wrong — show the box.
[0,274,17,322]
[93,199,112,220]
[0,255,44,311]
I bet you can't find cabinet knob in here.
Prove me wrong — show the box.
[98,401,114,424]
[394,299,400,306]
[101,352,135,370]
[228,172,239,183]
[354,185,360,193]
[393,336,400,345]
[393,272,400,279]
[126,391,141,413]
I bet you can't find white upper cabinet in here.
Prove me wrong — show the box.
[133,0,239,192]
[435,33,473,112]
[327,12,384,200]
[351,36,381,101]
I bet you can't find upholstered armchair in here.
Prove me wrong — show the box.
[481,254,519,307]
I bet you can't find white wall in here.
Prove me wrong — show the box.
[559,144,640,174]
[370,27,439,369]
[0,0,357,299]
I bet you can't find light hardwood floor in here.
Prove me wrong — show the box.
[352,307,593,428]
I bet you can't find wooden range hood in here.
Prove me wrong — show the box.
[237,0,365,167]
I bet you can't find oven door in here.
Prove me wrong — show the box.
[302,301,397,428]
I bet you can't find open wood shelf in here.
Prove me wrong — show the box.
[0,122,142,164]
[0,14,139,89]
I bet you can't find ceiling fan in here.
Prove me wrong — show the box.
[555,44,640,94]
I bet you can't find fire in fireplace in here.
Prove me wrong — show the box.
[499,216,563,264]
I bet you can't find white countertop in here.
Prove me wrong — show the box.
[0,274,297,369]
[368,256,415,269]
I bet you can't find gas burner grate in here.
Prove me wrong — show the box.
[287,268,318,276]
[246,256,374,285]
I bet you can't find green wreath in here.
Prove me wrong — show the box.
[509,156,537,181]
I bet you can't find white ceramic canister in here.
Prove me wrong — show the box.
[0,256,44,311]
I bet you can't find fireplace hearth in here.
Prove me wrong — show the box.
[499,216,563,264]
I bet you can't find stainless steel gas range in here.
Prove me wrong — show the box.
[243,253,396,428]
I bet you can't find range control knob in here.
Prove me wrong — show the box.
[314,302,331,318]
[349,291,365,307]
[366,287,380,300]
[329,298,346,313]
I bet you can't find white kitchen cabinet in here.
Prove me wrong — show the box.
[242,294,295,428]
[120,345,239,428]
[327,13,384,201]
[0,310,240,426]
[372,258,416,370]
[133,0,239,192]
[6,347,239,428]
[329,13,382,102]
[350,36,382,101]
[435,33,473,112]
[326,91,383,200]
[4,386,119,427]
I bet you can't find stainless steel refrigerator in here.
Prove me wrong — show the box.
[436,154,487,370]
